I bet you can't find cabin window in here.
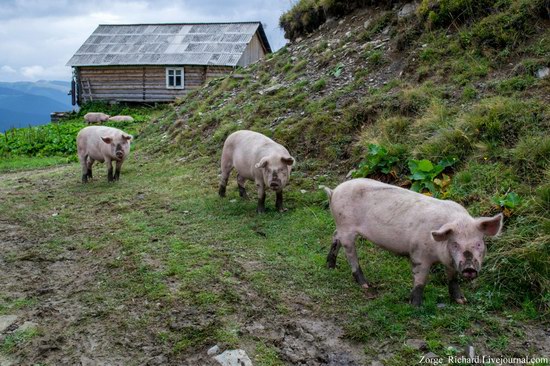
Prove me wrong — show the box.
[166,68,184,89]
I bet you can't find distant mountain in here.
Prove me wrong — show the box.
[0,80,74,132]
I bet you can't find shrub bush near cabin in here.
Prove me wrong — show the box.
[0,101,156,159]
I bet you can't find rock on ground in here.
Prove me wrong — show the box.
[213,349,252,366]
[0,315,18,333]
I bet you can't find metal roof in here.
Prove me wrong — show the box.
[67,22,271,67]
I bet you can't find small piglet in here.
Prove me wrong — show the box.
[77,126,132,183]
[84,112,110,124]
[219,130,295,213]
[324,178,503,306]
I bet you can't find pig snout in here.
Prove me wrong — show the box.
[459,251,480,280]
[269,172,281,190]
[461,267,478,280]
[115,144,125,160]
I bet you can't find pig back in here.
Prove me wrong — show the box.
[330,179,469,250]
[225,130,287,179]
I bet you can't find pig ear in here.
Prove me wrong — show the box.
[431,224,453,242]
[281,156,295,166]
[255,157,268,169]
[122,134,133,141]
[101,136,113,144]
[477,213,503,237]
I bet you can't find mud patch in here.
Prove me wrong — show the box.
[0,220,156,365]
[251,317,365,365]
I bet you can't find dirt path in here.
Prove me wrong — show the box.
[0,166,368,365]
[0,222,368,365]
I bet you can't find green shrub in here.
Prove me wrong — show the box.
[492,191,522,210]
[462,85,478,100]
[280,0,394,41]
[512,135,550,184]
[463,97,546,147]
[484,229,550,310]
[535,184,550,212]
[417,128,472,162]
[352,144,401,178]
[465,0,546,50]
[292,59,308,72]
[329,63,345,78]
[312,78,327,92]
[380,116,411,144]
[1,122,84,158]
[492,75,536,94]
[419,0,494,28]
[357,11,394,42]
[408,157,456,196]
[363,49,385,67]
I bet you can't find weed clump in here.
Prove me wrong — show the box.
[280,0,395,41]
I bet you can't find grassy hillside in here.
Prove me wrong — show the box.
[150,0,549,310]
[0,1,549,364]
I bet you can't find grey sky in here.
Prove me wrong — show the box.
[0,0,294,82]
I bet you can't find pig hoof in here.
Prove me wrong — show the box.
[278,208,288,213]
[362,283,370,289]
[256,208,266,214]
[455,297,467,305]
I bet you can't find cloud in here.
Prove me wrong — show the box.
[20,65,45,79]
[0,0,292,82]
[1,65,16,73]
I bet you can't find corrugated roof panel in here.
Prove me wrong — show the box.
[67,22,269,67]
[185,43,205,52]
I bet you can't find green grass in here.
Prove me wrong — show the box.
[0,297,36,315]
[0,155,71,172]
[0,141,546,361]
[1,327,39,354]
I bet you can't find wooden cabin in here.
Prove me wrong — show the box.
[66,22,271,104]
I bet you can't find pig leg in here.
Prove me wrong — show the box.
[86,158,94,179]
[79,154,89,183]
[447,268,466,304]
[275,191,283,212]
[410,261,430,306]
[114,160,123,181]
[237,174,248,199]
[339,232,369,289]
[256,182,266,214]
[219,159,232,197]
[106,159,114,182]
[326,234,341,269]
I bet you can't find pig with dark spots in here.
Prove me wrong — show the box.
[324,178,503,306]
[76,126,132,183]
[219,130,295,213]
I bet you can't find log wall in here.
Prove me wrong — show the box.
[237,33,266,67]
[77,65,233,103]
